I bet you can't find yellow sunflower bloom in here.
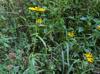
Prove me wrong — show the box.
[29,7,46,12]
[96,25,100,30]
[36,18,43,24]
[84,52,94,63]
[67,31,75,37]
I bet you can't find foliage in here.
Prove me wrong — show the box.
[0,0,100,74]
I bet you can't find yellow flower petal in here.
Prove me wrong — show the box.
[96,25,100,30]
[87,58,94,63]
[29,7,46,12]
[36,18,43,24]
[29,7,36,11]
[84,52,94,63]
[84,52,92,58]
[67,31,75,37]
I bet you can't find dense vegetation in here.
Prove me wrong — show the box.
[0,0,100,74]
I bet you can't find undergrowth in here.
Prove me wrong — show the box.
[0,0,100,74]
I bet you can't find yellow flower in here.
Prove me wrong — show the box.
[84,52,94,63]
[29,7,46,12]
[67,31,75,37]
[96,25,100,30]
[36,18,43,24]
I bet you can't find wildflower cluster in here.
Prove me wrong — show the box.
[29,6,46,26]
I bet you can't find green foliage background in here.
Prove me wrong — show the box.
[0,0,100,74]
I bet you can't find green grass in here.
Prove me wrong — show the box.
[0,0,100,74]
